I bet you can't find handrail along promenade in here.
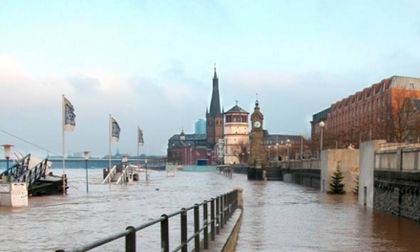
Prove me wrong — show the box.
[56,189,240,252]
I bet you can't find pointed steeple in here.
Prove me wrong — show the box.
[209,65,221,115]
[213,63,218,79]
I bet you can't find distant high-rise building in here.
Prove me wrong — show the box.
[194,119,206,134]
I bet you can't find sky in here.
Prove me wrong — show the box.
[1,0,420,157]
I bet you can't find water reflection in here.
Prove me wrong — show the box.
[0,169,419,251]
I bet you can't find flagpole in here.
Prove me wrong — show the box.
[109,114,112,170]
[137,127,140,158]
[62,95,65,174]
[62,95,66,195]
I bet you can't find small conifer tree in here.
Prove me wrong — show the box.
[329,167,345,194]
[353,174,359,194]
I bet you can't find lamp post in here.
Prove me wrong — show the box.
[300,135,304,160]
[268,146,271,161]
[145,159,149,182]
[275,143,279,161]
[2,144,13,171]
[122,155,128,166]
[83,151,90,193]
[286,139,291,160]
[319,121,325,158]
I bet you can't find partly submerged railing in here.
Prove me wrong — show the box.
[0,154,31,180]
[56,189,240,252]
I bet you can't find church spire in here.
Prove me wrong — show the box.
[213,63,217,79]
[209,65,221,115]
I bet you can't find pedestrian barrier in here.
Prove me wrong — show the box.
[56,189,240,252]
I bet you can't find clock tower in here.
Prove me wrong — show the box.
[248,99,267,180]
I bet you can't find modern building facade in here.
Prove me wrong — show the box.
[311,76,420,152]
[194,119,206,134]
[224,103,249,165]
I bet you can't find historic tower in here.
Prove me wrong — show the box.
[206,67,224,148]
[224,103,249,165]
[248,99,267,180]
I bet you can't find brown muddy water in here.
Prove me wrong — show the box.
[1,168,419,251]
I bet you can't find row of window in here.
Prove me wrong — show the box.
[225,115,248,123]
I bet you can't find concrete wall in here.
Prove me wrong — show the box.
[320,149,359,193]
[373,145,420,221]
[375,145,420,171]
[374,171,420,221]
[358,140,386,208]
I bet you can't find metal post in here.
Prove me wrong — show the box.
[161,214,169,252]
[210,198,215,240]
[194,204,200,252]
[181,208,188,252]
[215,197,220,234]
[125,226,136,252]
[320,125,324,158]
[6,157,9,170]
[203,200,209,249]
[220,195,224,229]
[85,159,89,193]
[300,135,304,160]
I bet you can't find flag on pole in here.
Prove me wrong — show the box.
[111,117,120,143]
[138,127,144,146]
[63,96,76,131]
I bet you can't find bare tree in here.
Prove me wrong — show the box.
[387,88,419,142]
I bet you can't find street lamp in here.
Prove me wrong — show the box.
[275,143,279,161]
[2,144,13,171]
[319,121,325,157]
[145,159,149,182]
[286,139,291,160]
[83,151,90,193]
[268,146,271,161]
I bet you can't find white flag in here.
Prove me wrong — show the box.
[111,117,120,143]
[138,127,144,145]
[63,96,76,132]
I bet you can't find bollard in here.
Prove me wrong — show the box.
[125,226,136,252]
[210,198,215,240]
[161,214,169,252]
[203,200,209,249]
[194,204,200,252]
[181,208,188,252]
[236,188,243,209]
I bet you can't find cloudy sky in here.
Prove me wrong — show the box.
[1,1,420,157]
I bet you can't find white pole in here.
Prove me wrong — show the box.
[137,127,140,158]
[137,128,140,171]
[109,114,112,169]
[62,95,65,175]
[62,95,66,195]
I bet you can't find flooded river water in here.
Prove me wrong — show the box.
[1,168,419,251]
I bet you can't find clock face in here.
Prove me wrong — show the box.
[254,121,261,128]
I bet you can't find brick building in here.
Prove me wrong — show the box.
[167,131,212,165]
[311,76,420,152]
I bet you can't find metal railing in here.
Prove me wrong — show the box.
[0,154,31,179]
[56,189,239,252]
[0,154,50,190]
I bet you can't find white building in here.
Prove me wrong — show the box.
[224,104,249,165]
